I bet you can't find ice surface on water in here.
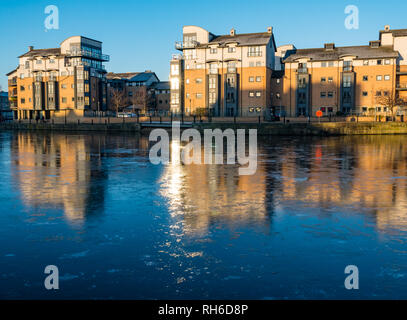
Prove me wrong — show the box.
[0,133,407,299]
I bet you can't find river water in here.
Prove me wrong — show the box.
[0,131,406,299]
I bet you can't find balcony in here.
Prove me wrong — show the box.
[396,83,407,91]
[66,50,110,62]
[172,54,183,61]
[175,40,199,50]
[297,68,308,74]
[247,52,262,57]
[396,66,407,75]
[8,78,17,86]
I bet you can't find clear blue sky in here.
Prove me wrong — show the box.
[1,0,407,91]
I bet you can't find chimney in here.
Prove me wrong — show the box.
[267,27,273,34]
[324,43,335,51]
[230,28,236,36]
[384,25,391,32]
[28,46,34,51]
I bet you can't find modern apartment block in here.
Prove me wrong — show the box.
[7,36,109,120]
[107,71,170,113]
[170,26,277,117]
[272,25,407,117]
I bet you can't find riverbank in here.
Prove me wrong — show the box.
[0,121,141,132]
[3,121,407,136]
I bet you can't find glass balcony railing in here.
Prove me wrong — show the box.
[66,50,110,62]
[175,41,199,50]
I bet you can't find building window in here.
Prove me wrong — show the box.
[321,62,327,68]
[36,60,42,65]
[186,79,190,84]
[61,84,67,89]
[363,75,368,81]
[20,86,25,91]
[25,61,30,69]
[256,76,261,82]
[328,61,334,67]
[321,77,326,83]
[62,97,67,103]
[256,61,262,67]
[363,60,369,66]
[196,93,202,99]
[343,75,352,87]
[376,91,382,96]
[196,64,203,69]
[276,79,281,84]
[362,107,368,112]
[186,93,190,99]
[256,91,261,97]
[377,60,382,65]
[195,78,202,84]
[328,92,334,98]
[171,78,180,90]
[321,92,326,98]
[228,47,236,53]
[210,48,217,54]
[248,46,262,57]
[249,77,255,82]
[171,64,179,75]
[384,91,389,96]
[385,59,391,65]
[276,93,281,99]
[328,77,333,83]
[377,75,383,81]
[209,78,216,89]
[362,91,368,96]
[21,98,25,104]
[249,91,255,97]
[384,75,391,81]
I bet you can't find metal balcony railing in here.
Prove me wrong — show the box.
[175,40,199,50]
[247,52,262,57]
[396,83,407,90]
[8,78,17,86]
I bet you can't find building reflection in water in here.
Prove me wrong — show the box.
[159,136,407,236]
[159,140,272,236]
[10,132,108,225]
[9,132,407,234]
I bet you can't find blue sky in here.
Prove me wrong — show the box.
[1,0,407,90]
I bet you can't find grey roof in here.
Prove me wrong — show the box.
[106,72,159,83]
[196,32,273,48]
[380,28,407,37]
[19,48,61,58]
[284,45,398,62]
[152,81,170,90]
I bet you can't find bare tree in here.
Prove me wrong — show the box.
[375,89,407,117]
[110,88,127,114]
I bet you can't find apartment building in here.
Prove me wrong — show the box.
[7,36,109,120]
[107,71,160,113]
[152,81,170,113]
[170,26,277,117]
[273,25,407,117]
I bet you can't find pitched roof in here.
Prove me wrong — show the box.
[107,72,159,83]
[152,81,170,90]
[284,45,398,62]
[207,32,273,47]
[19,48,61,58]
[379,28,407,37]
